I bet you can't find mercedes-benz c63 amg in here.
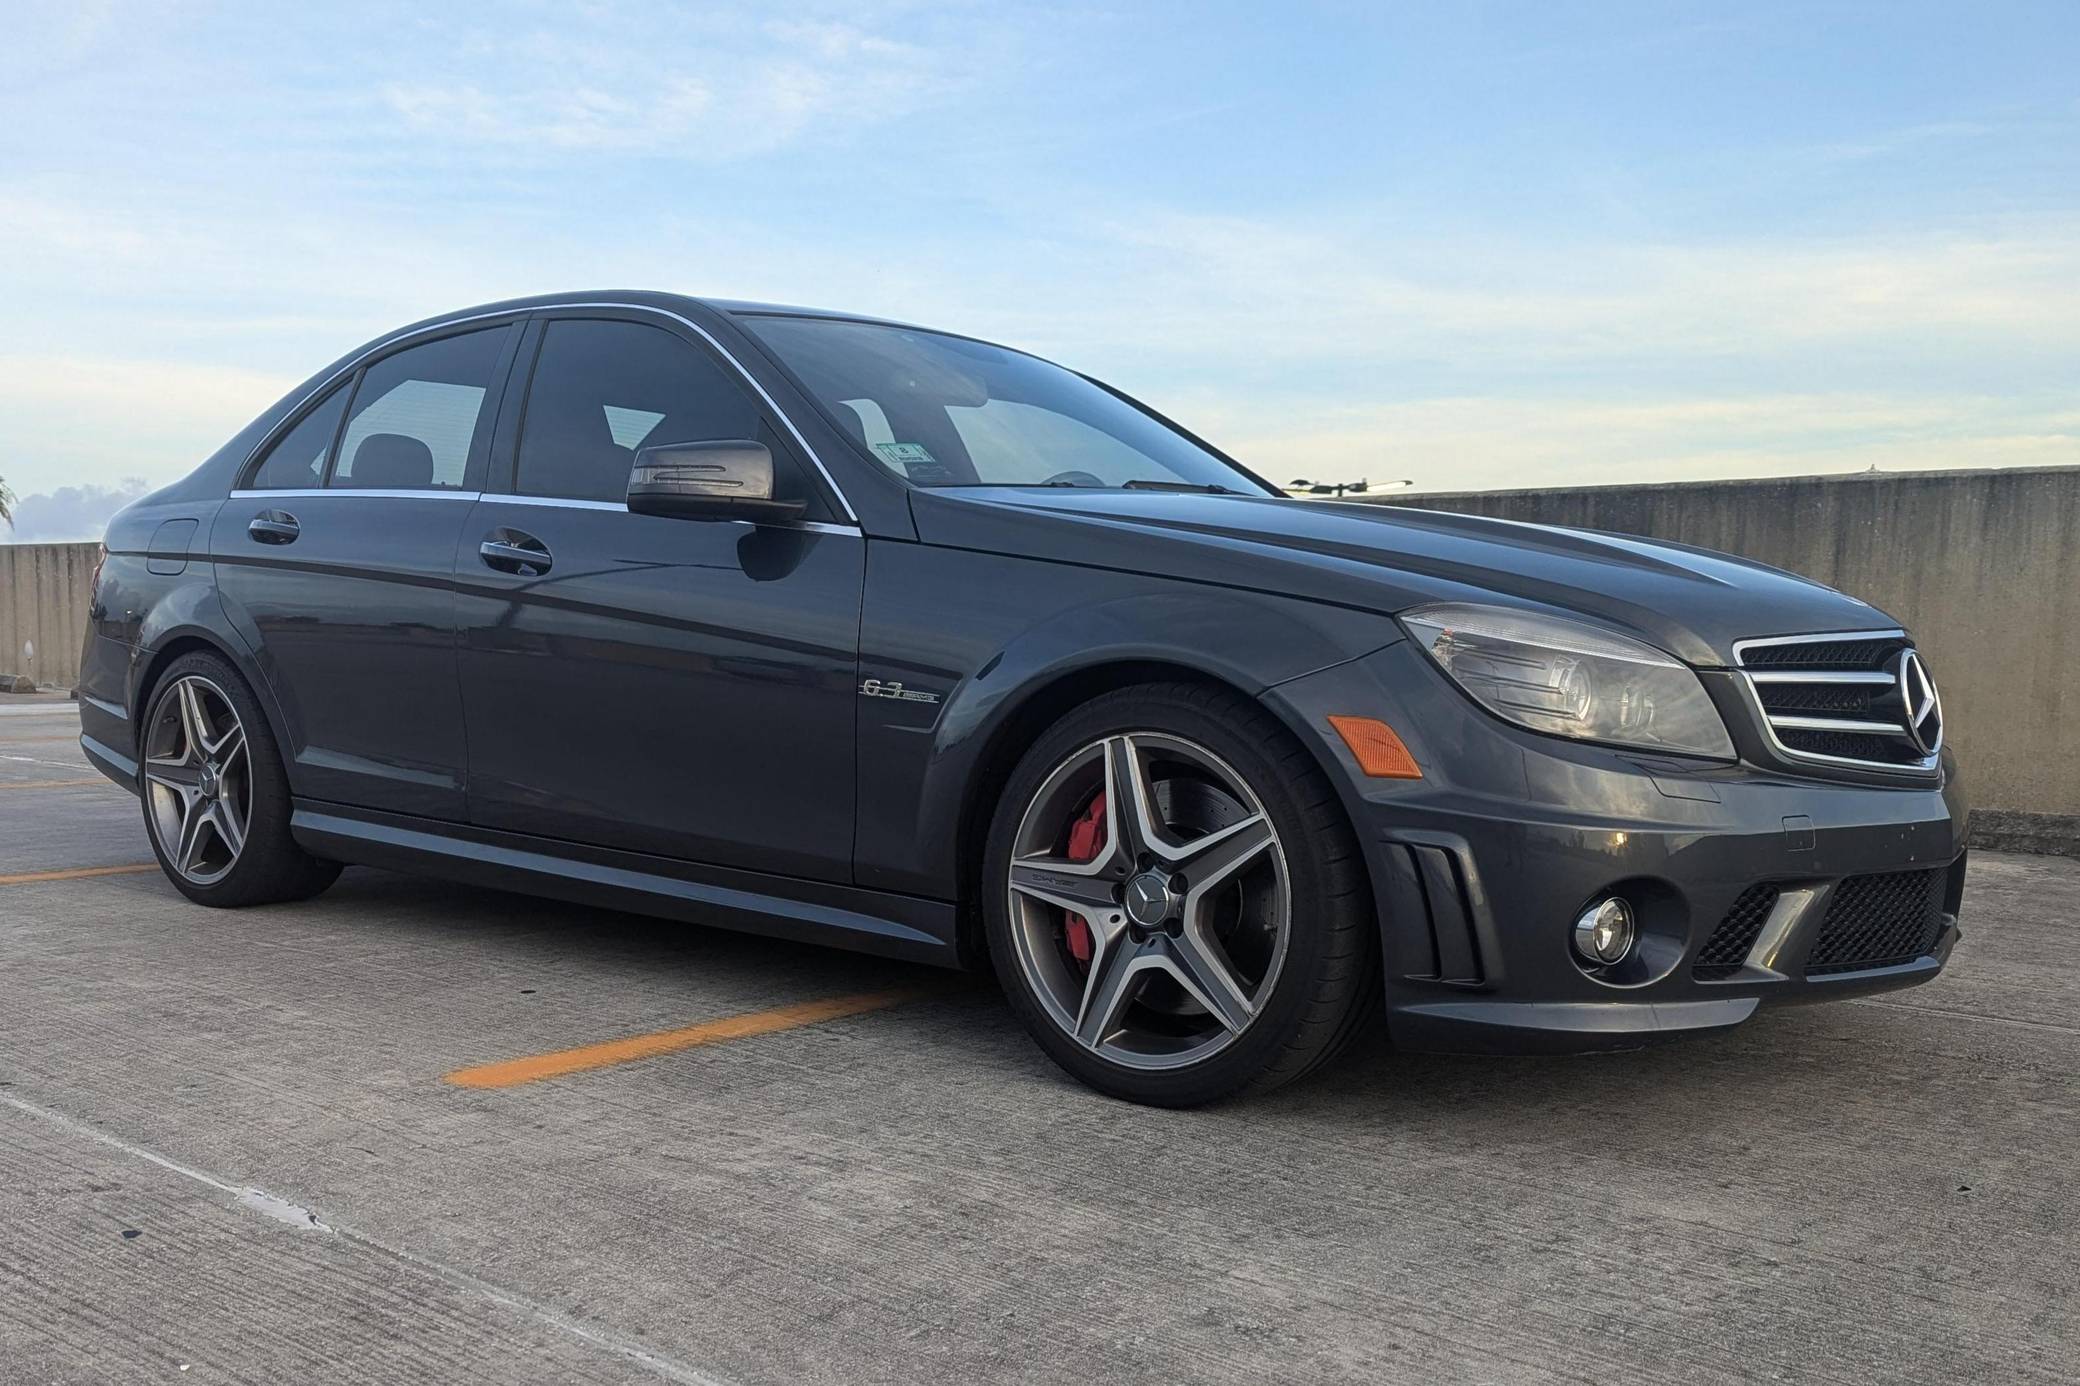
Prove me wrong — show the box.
[78,292,1966,1105]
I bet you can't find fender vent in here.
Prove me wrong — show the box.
[1386,844,1485,986]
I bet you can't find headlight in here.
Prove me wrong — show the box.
[1402,603,1734,759]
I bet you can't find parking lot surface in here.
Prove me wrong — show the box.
[2,697,2075,1384]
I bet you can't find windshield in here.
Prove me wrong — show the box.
[743,315,1272,494]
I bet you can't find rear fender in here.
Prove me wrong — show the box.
[127,589,293,775]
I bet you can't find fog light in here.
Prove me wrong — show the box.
[1573,897,1635,964]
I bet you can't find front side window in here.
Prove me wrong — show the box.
[744,316,1271,494]
[331,327,509,490]
[248,380,349,490]
[514,319,768,503]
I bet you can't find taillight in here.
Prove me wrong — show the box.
[88,543,108,621]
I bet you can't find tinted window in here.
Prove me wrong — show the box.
[248,381,348,490]
[745,315,1270,494]
[515,320,766,503]
[945,399,1155,485]
[331,327,509,490]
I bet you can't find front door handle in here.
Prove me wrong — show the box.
[479,529,553,576]
[248,510,300,544]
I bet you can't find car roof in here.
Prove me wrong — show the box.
[400,290,931,336]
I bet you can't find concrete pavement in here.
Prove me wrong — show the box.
[1,699,2075,1384]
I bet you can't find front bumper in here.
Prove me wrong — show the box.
[1272,641,1969,1055]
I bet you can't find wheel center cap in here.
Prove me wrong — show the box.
[198,764,220,798]
[1124,872,1176,928]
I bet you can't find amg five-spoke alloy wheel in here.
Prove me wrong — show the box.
[1006,733,1289,1068]
[145,675,251,886]
[985,683,1375,1106]
[139,651,341,907]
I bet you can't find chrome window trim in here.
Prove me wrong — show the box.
[230,488,482,502]
[229,487,859,537]
[492,494,626,512]
[236,301,861,526]
[1730,629,1939,775]
[480,492,862,537]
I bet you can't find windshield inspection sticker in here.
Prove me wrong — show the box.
[874,442,938,469]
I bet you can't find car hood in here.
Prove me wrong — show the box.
[909,488,1898,668]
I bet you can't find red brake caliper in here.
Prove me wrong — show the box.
[1061,791,1107,969]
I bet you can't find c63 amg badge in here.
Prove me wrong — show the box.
[859,678,942,704]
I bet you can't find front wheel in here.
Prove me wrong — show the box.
[983,683,1376,1106]
[140,652,342,907]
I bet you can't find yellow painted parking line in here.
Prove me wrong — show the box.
[446,984,951,1090]
[0,778,109,791]
[0,863,159,887]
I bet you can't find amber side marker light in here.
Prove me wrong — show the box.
[1326,715,1423,779]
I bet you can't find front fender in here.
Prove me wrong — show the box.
[853,540,1401,898]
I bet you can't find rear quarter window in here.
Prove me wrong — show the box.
[247,382,349,491]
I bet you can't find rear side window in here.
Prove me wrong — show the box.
[331,327,509,490]
[247,382,348,491]
[514,319,769,504]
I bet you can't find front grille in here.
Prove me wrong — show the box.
[1734,631,1941,773]
[1739,637,1903,670]
[1694,884,1780,979]
[1776,726,1929,765]
[1804,868,1947,976]
[1756,683,1876,715]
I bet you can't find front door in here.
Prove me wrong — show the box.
[454,314,863,884]
[211,322,519,820]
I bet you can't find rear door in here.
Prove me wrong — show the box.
[211,322,520,820]
[455,311,864,883]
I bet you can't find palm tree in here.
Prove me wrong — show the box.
[0,475,13,529]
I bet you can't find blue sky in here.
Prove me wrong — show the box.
[3,1,2076,536]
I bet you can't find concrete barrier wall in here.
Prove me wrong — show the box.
[1364,465,2080,854]
[0,542,98,692]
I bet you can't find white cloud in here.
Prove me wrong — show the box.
[379,14,944,158]
[3,184,2077,499]
[1193,393,2080,494]
[1003,210,2080,369]
[0,354,297,495]
[5,477,155,544]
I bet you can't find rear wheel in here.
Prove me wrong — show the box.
[140,652,341,907]
[984,683,1375,1106]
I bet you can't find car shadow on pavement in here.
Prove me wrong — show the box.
[241,865,1956,1145]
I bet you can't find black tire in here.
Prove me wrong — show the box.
[139,651,342,907]
[983,682,1376,1106]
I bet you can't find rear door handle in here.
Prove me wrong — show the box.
[248,510,300,544]
[479,530,552,576]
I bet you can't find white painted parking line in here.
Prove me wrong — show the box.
[1,1093,742,1386]
[1,753,94,771]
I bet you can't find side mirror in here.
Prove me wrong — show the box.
[626,440,808,524]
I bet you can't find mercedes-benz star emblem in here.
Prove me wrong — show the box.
[1124,873,1174,927]
[1893,648,1943,756]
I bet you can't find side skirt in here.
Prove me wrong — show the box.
[290,802,961,967]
